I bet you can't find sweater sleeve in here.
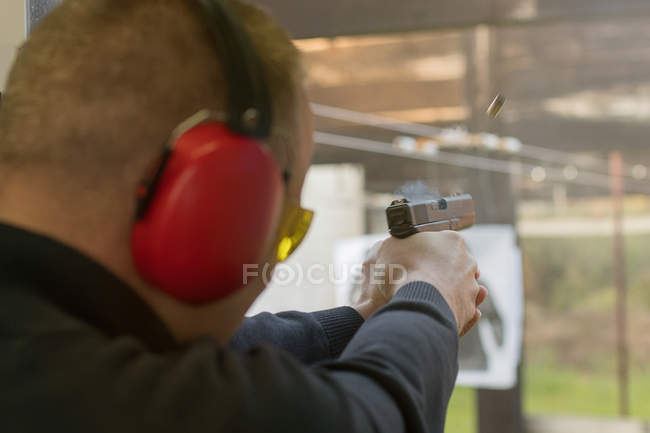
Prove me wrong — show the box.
[229,306,365,363]
[4,282,459,433]
[332,281,460,433]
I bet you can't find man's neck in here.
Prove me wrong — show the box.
[132,277,264,344]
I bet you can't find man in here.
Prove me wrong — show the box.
[0,1,486,432]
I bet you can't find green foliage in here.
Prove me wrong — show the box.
[522,234,650,312]
[445,387,475,433]
[630,273,650,308]
[445,367,650,433]
[524,366,650,419]
[444,233,650,432]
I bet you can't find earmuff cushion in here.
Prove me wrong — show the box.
[131,123,283,303]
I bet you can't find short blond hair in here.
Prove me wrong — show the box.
[0,0,302,179]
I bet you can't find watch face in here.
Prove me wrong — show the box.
[26,0,63,35]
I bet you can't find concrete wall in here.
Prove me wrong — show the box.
[527,415,649,433]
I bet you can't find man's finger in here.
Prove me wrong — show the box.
[460,309,482,337]
[476,286,488,307]
[364,240,384,264]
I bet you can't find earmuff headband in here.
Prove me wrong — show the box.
[195,0,272,138]
[135,110,226,220]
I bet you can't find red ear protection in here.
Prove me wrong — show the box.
[131,118,283,304]
[130,0,287,303]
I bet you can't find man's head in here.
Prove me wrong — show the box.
[0,0,314,340]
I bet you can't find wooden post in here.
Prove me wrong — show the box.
[477,367,524,433]
[609,151,629,417]
[463,24,524,433]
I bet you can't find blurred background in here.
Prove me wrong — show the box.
[257,1,650,432]
[2,1,649,432]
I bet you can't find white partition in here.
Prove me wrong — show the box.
[334,225,524,389]
[247,164,365,315]
[0,1,26,90]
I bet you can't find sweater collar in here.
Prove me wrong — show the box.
[0,222,177,352]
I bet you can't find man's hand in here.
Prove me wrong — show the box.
[352,240,386,320]
[353,232,487,337]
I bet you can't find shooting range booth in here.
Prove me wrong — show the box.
[255,0,650,432]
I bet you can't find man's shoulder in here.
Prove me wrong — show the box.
[0,282,172,432]
[0,281,91,337]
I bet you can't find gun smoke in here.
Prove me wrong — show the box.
[395,180,440,202]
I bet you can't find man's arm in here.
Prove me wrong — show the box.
[229,307,364,363]
[228,240,397,364]
[6,282,457,433]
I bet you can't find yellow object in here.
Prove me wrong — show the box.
[276,203,314,262]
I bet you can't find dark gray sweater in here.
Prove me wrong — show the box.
[0,223,459,433]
